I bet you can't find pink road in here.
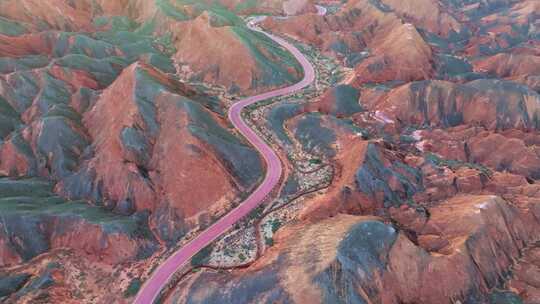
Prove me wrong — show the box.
[133,19,316,304]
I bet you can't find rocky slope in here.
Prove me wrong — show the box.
[166,11,302,93]
[372,79,540,131]
[165,0,540,303]
[58,62,263,244]
[0,178,157,268]
[169,194,540,304]
[0,0,539,303]
[199,0,316,15]
[0,0,304,94]
[0,1,290,302]
[149,0,304,93]
[262,0,437,83]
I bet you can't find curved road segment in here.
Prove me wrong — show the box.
[134,13,318,304]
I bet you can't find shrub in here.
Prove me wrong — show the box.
[123,278,142,298]
[190,243,214,266]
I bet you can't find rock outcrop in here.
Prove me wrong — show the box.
[0,178,157,267]
[169,194,540,303]
[373,80,540,131]
[262,0,436,82]
[166,11,302,93]
[57,62,263,245]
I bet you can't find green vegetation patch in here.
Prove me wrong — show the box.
[266,102,302,145]
[0,55,49,74]
[0,17,27,36]
[0,273,31,297]
[191,243,214,266]
[425,153,492,177]
[234,0,259,13]
[356,143,423,207]
[183,98,263,187]
[0,96,22,139]
[124,278,142,298]
[0,178,53,198]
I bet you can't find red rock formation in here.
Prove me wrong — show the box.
[297,123,369,218]
[372,80,540,131]
[262,0,435,84]
[378,0,462,37]
[168,194,540,304]
[56,62,261,244]
[50,219,150,265]
[0,0,538,302]
[473,53,540,91]
[0,137,34,177]
[508,245,540,303]
[0,0,91,30]
[463,0,539,56]
[352,22,433,85]
[160,11,302,93]
[74,63,159,212]
[474,53,540,80]
[412,127,540,179]
[468,132,540,179]
[0,34,51,57]
[170,13,265,92]
[386,195,536,303]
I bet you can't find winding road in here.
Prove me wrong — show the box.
[134,11,320,304]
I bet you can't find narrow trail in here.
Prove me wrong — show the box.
[134,11,322,304]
